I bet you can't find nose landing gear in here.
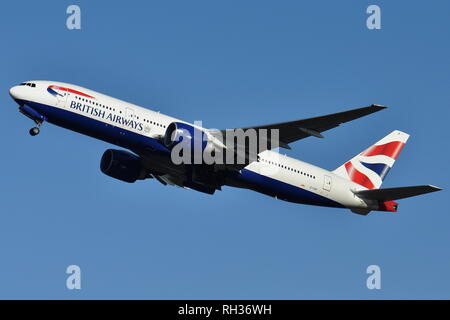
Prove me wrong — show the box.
[29,126,40,136]
[18,105,45,137]
[29,120,43,136]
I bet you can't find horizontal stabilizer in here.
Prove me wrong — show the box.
[355,185,442,201]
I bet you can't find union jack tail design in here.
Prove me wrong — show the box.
[333,130,409,189]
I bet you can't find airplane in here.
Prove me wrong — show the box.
[9,80,441,215]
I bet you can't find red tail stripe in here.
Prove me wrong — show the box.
[361,141,405,160]
[49,85,95,99]
[344,162,375,189]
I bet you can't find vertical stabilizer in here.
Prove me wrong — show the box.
[333,130,409,189]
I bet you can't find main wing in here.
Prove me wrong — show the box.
[232,104,386,147]
[210,104,387,170]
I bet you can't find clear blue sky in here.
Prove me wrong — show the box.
[0,1,448,299]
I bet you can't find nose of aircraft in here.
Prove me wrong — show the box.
[9,86,18,99]
[9,85,27,105]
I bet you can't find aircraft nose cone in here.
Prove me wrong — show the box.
[9,86,18,99]
[9,85,26,105]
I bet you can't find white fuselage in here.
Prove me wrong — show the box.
[9,80,376,212]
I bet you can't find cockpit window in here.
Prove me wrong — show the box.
[19,82,36,87]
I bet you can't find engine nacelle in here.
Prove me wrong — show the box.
[164,122,227,164]
[100,149,144,183]
[164,122,208,149]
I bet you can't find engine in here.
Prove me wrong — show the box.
[163,122,224,164]
[100,149,144,183]
[164,122,208,150]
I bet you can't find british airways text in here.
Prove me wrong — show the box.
[69,100,144,131]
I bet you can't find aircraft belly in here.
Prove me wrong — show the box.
[226,168,344,208]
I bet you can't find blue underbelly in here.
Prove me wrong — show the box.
[228,169,344,208]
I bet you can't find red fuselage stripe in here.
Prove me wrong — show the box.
[49,85,95,99]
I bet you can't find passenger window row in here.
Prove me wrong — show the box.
[143,118,166,128]
[257,157,316,179]
[75,95,116,112]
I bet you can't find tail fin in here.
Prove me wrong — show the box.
[333,130,409,189]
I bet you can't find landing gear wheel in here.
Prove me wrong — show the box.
[29,127,40,136]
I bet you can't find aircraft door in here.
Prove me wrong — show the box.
[56,87,68,108]
[323,175,332,192]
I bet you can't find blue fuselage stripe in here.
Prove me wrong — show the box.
[229,169,344,208]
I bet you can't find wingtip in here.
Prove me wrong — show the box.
[428,185,443,192]
[371,104,388,110]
